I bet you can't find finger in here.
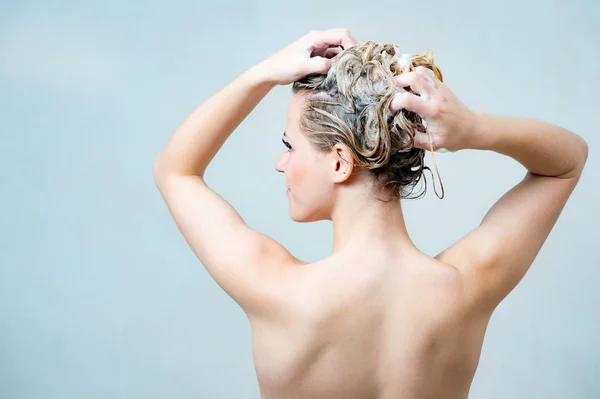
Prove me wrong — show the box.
[389,91,433,119]
[323,47,342,58]
[308,29,357,52]
[414,66,438,84]
[313,46,341,58]
[412,130,433,150]
[325,28,358,48]
[306,56,334,74]
[394,72,434,100]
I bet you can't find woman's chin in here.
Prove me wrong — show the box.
[289,209,305,223]
[289,208,320,223]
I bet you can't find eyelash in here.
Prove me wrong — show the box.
[282,137,292,150]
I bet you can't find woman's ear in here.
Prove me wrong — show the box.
[331,143,354,182]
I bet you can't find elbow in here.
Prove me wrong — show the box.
[571,138,589,178]
[153,157,170,184]
[152,158,205,185]
[152,158,162,179]
[153,159,175,193]
[577,137,589,172]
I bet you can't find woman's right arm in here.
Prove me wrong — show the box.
[390,67,589,312]
[436,113,588,314]
[467,112,589,178]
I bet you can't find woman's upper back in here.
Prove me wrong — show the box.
[249,250,492,399]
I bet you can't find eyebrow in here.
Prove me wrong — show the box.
[283,131,290,140]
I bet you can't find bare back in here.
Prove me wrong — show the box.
[248,251,492,399]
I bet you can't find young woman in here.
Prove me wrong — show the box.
[153,29,588,399]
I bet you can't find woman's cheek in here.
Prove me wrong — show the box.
[287,161,305,187]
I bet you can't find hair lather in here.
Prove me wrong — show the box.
[292,40,445,202]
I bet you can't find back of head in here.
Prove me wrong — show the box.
[292,40,444,202]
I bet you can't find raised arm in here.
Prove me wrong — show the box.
[152,64,295,317]
[435,112,589,314]
[389,67,589,315]
[152,29,357,318]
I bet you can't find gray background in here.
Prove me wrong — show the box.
[1,0,598,398]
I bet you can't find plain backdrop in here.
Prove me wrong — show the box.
[1,0,598,398]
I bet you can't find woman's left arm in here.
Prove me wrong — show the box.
[153,64,275,178]
[152,30,356,319]
[152,64,294,319]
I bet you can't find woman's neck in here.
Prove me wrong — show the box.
[330,195,416,255]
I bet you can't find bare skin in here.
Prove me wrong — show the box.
[153,29,588,399]
[249,250,486,399]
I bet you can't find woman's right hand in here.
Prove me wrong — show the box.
[389,66,480,153]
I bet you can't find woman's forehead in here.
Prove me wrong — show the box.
[288,93,307,114]
[286,95,308,136]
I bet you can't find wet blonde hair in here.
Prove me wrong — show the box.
[292,40,444,202]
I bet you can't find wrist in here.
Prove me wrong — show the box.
[245,62,280,89]
[463,111,495,151]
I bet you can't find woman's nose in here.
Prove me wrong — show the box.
[274,152,286,173]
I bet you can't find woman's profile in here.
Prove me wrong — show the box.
[153,29,588,399]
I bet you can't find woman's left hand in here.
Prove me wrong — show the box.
[257,29,358,86]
